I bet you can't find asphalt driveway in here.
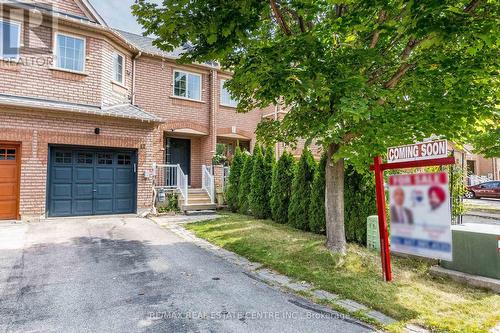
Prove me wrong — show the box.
[0,217,373,333]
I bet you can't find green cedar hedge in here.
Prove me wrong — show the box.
[309,153,327,234]
[344,166,376,245]
[238,152,254,215]
[288,148,316,231]
[225,146,244,212]
[249,146,271,219]
[270,152,295,224]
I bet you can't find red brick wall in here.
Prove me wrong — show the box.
[41,0,88,17]
[0,16,132,108]
[0,108,156,219]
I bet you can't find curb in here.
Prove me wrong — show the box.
[159,220,432,333]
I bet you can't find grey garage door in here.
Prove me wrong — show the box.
[48,147,137,217]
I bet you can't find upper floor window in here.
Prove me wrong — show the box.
[173,70,201,101]
[113,52,124,84]
[0,19,21,61]
[220,80,238,108]
[55,33,85,73]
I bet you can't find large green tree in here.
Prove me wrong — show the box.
[134,0,499,253]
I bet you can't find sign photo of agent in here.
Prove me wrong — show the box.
[388,172,452,261]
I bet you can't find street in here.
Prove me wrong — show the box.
[0,217,372,333]
[463,198,500,225]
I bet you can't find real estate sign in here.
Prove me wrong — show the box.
[389,172,453,261]
[387,140,448,163]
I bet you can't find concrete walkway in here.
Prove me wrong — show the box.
[0,217,374,333]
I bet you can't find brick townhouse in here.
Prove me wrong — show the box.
[0,0,270,220]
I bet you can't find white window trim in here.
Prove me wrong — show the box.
[172,69,202,101]
[220,79,238,108]
[53,32,86,73]
[112,51,125,85]
[0,18,22,62]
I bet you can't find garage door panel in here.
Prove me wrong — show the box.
[94,199,113,214]
[52,167,72,182]
[115,168,132,182]
[73,200,93,215]
[115,183,132,198]
[0,183,17,198]
[52,183,72,198]
[74,167,93,183]
[48,148,136,217]
[0,165,17,180]
[51,200,72,216]
[115,198,133,212]
[95,183,113,197]
[95,168,114,183]
[74,183,93,198]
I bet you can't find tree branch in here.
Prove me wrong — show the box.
[384,63,414,89]
[369,10,387,49]
[269,0,292,35]
[464,0,482,13]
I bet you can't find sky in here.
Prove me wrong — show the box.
[89,0,144,34]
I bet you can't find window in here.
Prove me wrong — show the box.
[220,80,238,107]
[55,152,72,164]
[97,153,113,165]
[173,70,201,100]
[0,19,21,61]
[117,154,131,165]
[113,52,124,84]
[0,148,16,161]
[55,33,85,72]
[76,153,93,165]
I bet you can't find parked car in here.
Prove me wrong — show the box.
[465,181,500,199]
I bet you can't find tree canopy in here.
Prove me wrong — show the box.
[133,0,498,170]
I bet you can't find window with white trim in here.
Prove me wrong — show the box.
[55,33,85,72]
[173,70,201,100]
[0,19,21,61]
[113,52,124,84]
[220,80,238,107]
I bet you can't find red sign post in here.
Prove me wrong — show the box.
[370,141,455,282]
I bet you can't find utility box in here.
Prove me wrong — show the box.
[367,216,380,251]
[441,224,500,279]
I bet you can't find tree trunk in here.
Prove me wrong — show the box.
[325,143,347,254]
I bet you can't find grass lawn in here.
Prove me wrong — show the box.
[186,212,500,333]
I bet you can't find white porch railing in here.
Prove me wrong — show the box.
[202,165,215,204]
[468,175,491,186]
[155,164,188,205]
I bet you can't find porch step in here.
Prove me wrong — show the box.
[181,203,217,212]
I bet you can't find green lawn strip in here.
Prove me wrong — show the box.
[185,213,500,333]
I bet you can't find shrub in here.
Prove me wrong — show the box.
[288,148,316,231]
[238,152,253,214]
[344,166,376,245]
[309,153,327,234]
[225,146,244,212]
[270,152,295,224]
[249,146,271,219]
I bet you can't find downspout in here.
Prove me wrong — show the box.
[210,69,218,157]
[131,51,142,105]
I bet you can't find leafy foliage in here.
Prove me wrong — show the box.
[344,167,377,245]
[238,152,253,215]
[309,154,327,234]
[270,152,295,224]
[249,146,272,219]
[225,146,244,212]
[288,148,316,231]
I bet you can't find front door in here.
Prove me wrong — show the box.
[0,143,20,220]
[166,138,191,184]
